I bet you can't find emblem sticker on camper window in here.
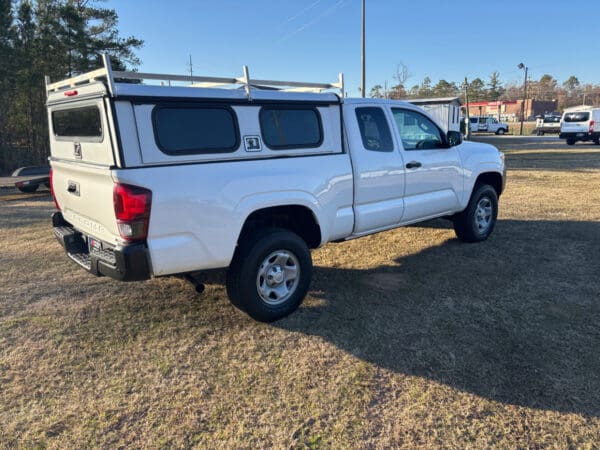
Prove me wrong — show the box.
[244,136,262,152]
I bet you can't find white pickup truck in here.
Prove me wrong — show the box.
[47,56,505,322]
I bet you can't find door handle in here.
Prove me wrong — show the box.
[406,161,422,169]
[67,181,80,196]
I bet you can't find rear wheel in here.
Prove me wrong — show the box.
[496,128,506,135]
[453,184,498,243]
[226,228,312,322]
[567,138,576,146]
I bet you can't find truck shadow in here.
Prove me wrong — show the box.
[276,219,600,417]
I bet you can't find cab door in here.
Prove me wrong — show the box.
[345,104,406,234]
[389,107,463,223]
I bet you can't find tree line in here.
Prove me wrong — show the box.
[0,0,142,173]
[369,64,599,112]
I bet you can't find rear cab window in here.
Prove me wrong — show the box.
[544,116,560,123]
[355,107,394,152]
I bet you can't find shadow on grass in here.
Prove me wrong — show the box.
[277,219,600,417]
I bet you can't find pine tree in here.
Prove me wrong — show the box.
[487,72,505,101]
[0,0,143,171]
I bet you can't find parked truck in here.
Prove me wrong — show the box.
[47,56,506,322]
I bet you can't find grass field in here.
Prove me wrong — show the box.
[1,137,599,448]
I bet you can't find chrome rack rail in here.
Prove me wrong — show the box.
[46,54,344,98]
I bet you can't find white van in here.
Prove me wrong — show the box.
[559,106,600,145]
[467,116,509,135]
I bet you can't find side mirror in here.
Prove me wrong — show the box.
[447,130,462,147]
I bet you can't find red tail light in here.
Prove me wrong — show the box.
[113,183,152,241]
[49,168,60,210]
[590,120,595,134]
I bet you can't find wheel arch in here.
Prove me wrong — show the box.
[475,171,504,197]
[237,204,322,249]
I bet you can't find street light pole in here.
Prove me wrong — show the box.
[463,77,471,140]
[518,63,528,136]
[361,0,366,98]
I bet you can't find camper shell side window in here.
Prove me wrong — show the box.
[259,106,323,150]
[152,104,240,155]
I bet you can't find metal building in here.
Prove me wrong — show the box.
[407,97,462,133]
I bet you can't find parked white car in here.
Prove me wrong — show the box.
[46,56,506,322]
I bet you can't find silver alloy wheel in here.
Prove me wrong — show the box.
[474,196,493,233]
[256,250,300,305]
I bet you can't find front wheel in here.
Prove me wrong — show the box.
[226,228,312,322]
[453,184,498,242]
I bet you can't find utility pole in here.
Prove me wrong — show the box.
[188,54,193,83]
[361,0,365,98]
[518,63,528,136]
[463,77,471,140]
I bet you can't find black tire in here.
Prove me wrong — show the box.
[567,138,576,146]
[17,184,38,193]
[226,228,312,322]
[453,184,498,243]
[496,128,506,135]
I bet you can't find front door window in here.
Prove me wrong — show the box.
[391,108,443,150]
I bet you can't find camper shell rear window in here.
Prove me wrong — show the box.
[152,105,240,155]
[563,112,590,122]
[52,105,102,139]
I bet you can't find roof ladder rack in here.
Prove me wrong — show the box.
[46,53,344,98]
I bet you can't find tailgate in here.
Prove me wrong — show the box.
[51,160,119,245]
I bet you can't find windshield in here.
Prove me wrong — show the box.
[563,112,590,122]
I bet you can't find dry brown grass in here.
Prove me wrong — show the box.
[1,137,600,448]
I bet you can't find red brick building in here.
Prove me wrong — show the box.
[464,100,558,122]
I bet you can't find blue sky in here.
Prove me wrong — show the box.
[107,0,597,96]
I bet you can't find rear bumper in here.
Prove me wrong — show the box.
[559,131,598,141]
[52,212,151,281]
